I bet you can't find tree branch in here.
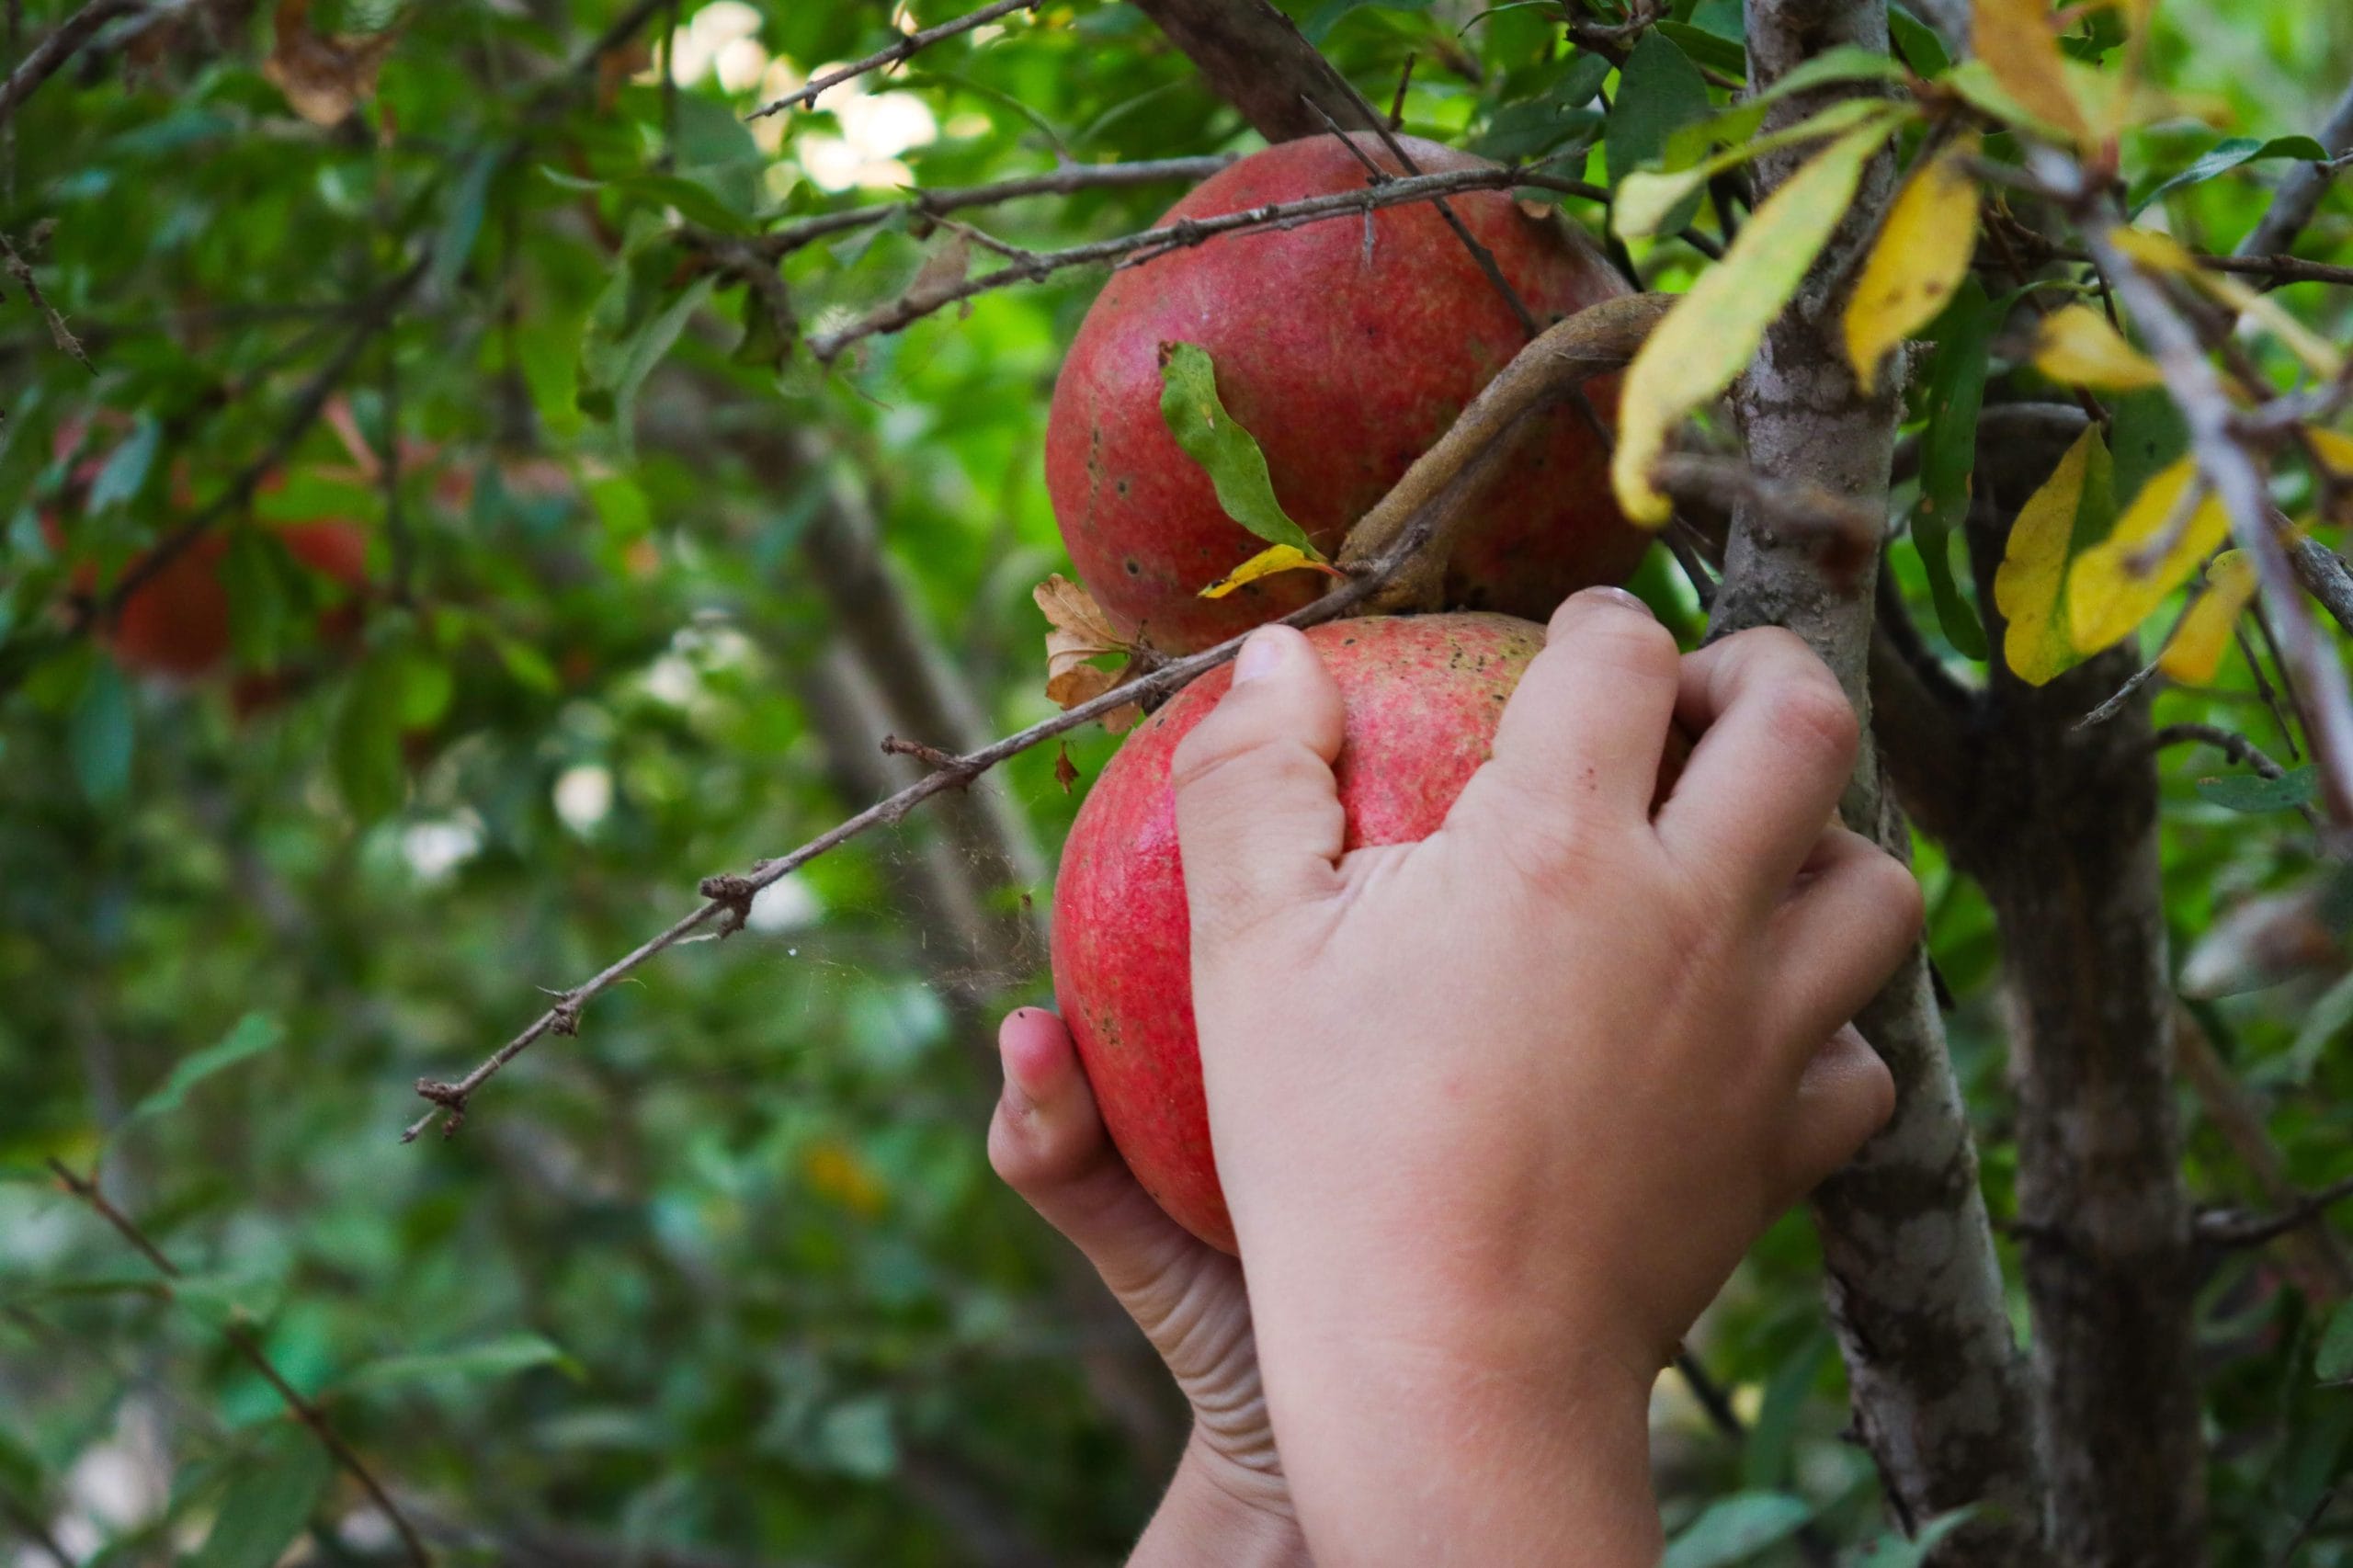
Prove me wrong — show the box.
[2237,74,2353,263]
[404,286,1639,1140]
[803,162,1598,362]
[1130,0,1366,142]
[0,0,142,129]
[2198,1173,2353,1251]
[747,0,1040,120]
[45,1158,434,1566]
[2290,536,2353,637]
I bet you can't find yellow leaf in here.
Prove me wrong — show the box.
[1034,573,1140,733]
[1613,122,1893,526]
[2157,550,2256,685]
[2109,225,2344,378]
[801,1139,888,1218]
[2066,456,2231,653]
[1972,0,2090,142]
[2308,427,2353,479]
[2030,304,2165,390]
[1845,133,1983,395]
[1196,542,1342,599]
[1995,425,2098,686]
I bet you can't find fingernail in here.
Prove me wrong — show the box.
[1234,630,1283,683]
[1576,585,1652,616]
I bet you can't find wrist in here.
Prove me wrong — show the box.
[1128,1426,1308,1568]
[1263,1324,1661,1568]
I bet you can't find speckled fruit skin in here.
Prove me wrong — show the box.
[1045,133,1645,653]
[1051,613,1545,1254]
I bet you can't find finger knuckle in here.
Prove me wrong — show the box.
[1770,681,1860,769]
[1869,854,1927,937]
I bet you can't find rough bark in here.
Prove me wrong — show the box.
[1127,0,1370,142]
[1938,424,2207,1568]
[1712,4,2048,1558]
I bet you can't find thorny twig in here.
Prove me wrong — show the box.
[804,162,1608,362]
[0,0,142,128]
[404,291,1655,1141]
[747,0,1038,120]
[0,227,90,372]
[45,1157,435,1566]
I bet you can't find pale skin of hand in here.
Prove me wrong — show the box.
[1168,588,1914,1566]
[995,587,1915,1566]
[988,1006,1307,1567]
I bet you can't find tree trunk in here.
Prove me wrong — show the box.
[1711,3,2049,1558]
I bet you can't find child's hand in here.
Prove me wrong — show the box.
[987,1007,1306,1567]
[1172,589,1915,1565]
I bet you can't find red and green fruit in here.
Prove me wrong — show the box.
[1050,612,1545,1254]
[1045,133,1645,653]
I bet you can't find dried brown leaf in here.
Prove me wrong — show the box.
[1034,574,1138,733]
[263,0,399,127]
[1053,744,1080,793]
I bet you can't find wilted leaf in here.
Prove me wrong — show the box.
[1053,744,1079,793]
[1033,574,1139,733]
[1613,121,1893,524]
[2031,304,2164,391]
[1845,132,1982,395]
[904,232,972,312]
[1994,424,2102,685]
[1972,0,2089,142]
[2067,455,2229,654]
[1198,542,1343,599]
[261,0,398,127]
[1157,343,1320,555]
[2157,550,2255,684]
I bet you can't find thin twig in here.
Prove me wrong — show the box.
[0,0,142,128]
[2154,721,2326,832]
[747,0,1037,120]
[45,1158,434,1566]
[404,290,1661,1140]
[2048,153,2353,839]
[804,162,1602,362]
[0,229,92,372]
[746,154,1236,258]
[2198,1173,2353,1250]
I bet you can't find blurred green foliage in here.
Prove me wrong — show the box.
[1,0,2349,1561]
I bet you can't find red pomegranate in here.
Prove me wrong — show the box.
[1045,134,1644,653]
[1051,613,1546,1253]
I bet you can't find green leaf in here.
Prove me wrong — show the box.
[1909,278,1994,659]
[1475,52,1610,164]
[1623,97,1898,239]
[428,146,504,296]
[1849,1508,1983,1568]
[2106,386,2188,507]
[1301,0,1431,44]
[85,415,160,513]
[1739,1334,1828,1493]
[1662,1491,1813,1568]
[2129,134,2329,217]
[1888,4,1952,75]
[578,270,717,460]
[186,1430,330,1568]
[2193,766,2318,813]
[68,658,133,805]
[1155,342,1320,556]
[220,530,291,669]
[1608,30,1713,192]
[1654,21,1745,79]
[817,1394,897,1479]
[333,650,409,821]
[119,1013,283,1131]
[343,1332,580,1392]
